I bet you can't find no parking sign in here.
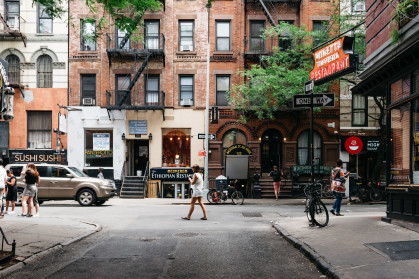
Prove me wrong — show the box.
[345,136,363,154]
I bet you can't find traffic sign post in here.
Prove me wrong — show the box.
[293,93,335,108]
[305,79,314,95]
[198,133,216,140]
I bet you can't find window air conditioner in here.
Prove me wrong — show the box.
[353,2,365,12]
[82,98,95,106]
[180,43,193,51]
[180,99,193,106]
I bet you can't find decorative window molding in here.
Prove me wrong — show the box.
[30,47,59,63]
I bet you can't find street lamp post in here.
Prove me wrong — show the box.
[204,2,211,195]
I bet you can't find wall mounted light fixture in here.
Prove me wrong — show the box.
[149,133,152,141]
[121,133,126,140]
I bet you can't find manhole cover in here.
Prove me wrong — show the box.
[173,232,200,237]
[242,212,262,217]
[365,240,419,261]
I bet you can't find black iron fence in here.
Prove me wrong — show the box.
[106,32,165,52]
[106,90,165,108]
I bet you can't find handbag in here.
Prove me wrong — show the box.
[331,168,346,192]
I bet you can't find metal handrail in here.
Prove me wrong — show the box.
[0,227,16,263]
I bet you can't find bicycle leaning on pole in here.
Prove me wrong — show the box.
[302,180,329,227]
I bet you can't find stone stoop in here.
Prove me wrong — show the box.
[120,176,145,199]
[259,176,293,199]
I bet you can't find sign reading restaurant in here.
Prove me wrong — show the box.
[310,36,357,85]
[150,168,195,181]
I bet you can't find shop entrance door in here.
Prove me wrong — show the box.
[261,129,282,174]
[133,140,149,176]
[162,182,190,199]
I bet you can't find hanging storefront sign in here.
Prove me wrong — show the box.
[310,36,357,85]
[150,168,204,181]
[366,140,380,151]
[345,136,363,154]
[9,149,67,164]
[93,133,110,151]
[225,144,252,156]
[0,58,9,89]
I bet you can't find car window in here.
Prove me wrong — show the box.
[69,167,88,177]
[9,166,23,177]
[37,166,49,177]
[52,167,70,178]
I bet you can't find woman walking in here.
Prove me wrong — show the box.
[182,164,207,220]
[5,170,17,214]
[270,165,283,200]
[330,159,349,216]
[20,163,39,217]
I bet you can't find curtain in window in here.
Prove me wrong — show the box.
[6,54,20,84]
[180,76,193,100]
[298,132,309,165]
[145,22,159,49]
[353,94,366,125]
[146,76,159,105]
[28,111,52,149]
[37,55,52,88]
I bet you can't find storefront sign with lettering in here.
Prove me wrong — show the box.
[291,165,333,175]
[225,144,252,156]
[9,149,67,164]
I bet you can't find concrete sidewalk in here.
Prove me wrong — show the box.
[0,215,100,275]
[274,208,419,279]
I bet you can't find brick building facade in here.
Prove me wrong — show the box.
[68,0,340,198]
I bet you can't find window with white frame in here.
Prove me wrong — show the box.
[27,111,52,149]
[352,94,367,126]
[38,4,52,33]
[216,21,230,51]
[179,75,194,106]
[5,0,19,30]
[146,75,159,106]
[179,21,194,51]
[81,19,96,51]
[216,75,230,106]
[297,130,322,165]
[37,55,52,88]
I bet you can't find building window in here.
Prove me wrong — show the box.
[38,4,52,33]
[278,20,294,50]
[6,54,20,84]
[216,21,230,51]
[145,20,160,49]
[250,21,265,52]
[162,129,191,167]
[85,130,113,167]
[81,74,96,105]
[216,75,230,106]
[81,20,96,51]
[297,130,322,165]
[116,74,131,106]
[37,55,52,88]
[5,0,19,30]
[27,111,52,149]
[179,75,194,106]
[116,27,130,50]
[352,1,365,12]
[145,75,159,106]
[312,20,328,47]
[352,94,367,126]
[179,21,194,51]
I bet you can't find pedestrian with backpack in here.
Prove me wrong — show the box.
[330,159,350,216]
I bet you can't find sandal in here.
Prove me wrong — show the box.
[181,217,190,220]
[200,218,207,220]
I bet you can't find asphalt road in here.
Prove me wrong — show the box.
[4,198,332,279]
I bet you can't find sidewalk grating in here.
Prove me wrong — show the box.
[242,212,262,217]
[365,240,419,261]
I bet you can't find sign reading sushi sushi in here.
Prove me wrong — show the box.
[345,136,363,154]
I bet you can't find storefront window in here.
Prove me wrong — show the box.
[390,103,410,184]
[413,99,419,183]
[85,130,113,167]
[390,75,411,103]
[162,129,190,167]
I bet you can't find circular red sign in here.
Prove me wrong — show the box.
[345,136,363,154]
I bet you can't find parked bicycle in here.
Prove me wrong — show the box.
[367,181,386,202]
[207,185,244,205]
[302,180,329,227]
[319,179,334,199]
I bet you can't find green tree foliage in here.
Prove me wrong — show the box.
[33,0,162,34]
[229,23,329,120]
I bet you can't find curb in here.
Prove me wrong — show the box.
[0,220,101,277]
[273,224,340,279]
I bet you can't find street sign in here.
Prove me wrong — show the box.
[345,136,363,154]
[293,93,335,108]
[198,133,216,140]
[305,79,314,95]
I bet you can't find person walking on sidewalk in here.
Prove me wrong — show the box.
[0,158,7,218]
[330,159,350,216]
[182,164,207,220]
[97,168,104,179]
[270,165,283,200]
[20,163,39,217]
[5,170,17,214]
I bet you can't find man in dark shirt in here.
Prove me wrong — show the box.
[270,165,283,200]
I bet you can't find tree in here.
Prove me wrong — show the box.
[33,0,163,34]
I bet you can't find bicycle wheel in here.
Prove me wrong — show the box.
[305,197,313,222]
[322,184,334,198]
[231,191,244,205]
[370,189,384,202]
[207,191,221,204]
[309,199,329,227]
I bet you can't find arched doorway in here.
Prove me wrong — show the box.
[261,129,282,174]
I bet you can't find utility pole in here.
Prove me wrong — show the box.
[204,1,212,193]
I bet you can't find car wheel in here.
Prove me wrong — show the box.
[77,189,96,206]
[16,188,24,206]
[95,200,106,206]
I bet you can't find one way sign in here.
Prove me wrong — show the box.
[293,93,335,108]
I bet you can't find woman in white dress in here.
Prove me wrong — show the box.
[182,164,208,220]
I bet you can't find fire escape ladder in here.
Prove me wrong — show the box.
[258,0,277,28]
[118,52,151,106]
[0,14,27,46]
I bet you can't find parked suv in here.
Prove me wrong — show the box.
[5,163,117,206]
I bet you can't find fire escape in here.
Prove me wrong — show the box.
[105,28,165,119]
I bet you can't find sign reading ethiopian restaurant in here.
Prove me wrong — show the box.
[310,36,357,85]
